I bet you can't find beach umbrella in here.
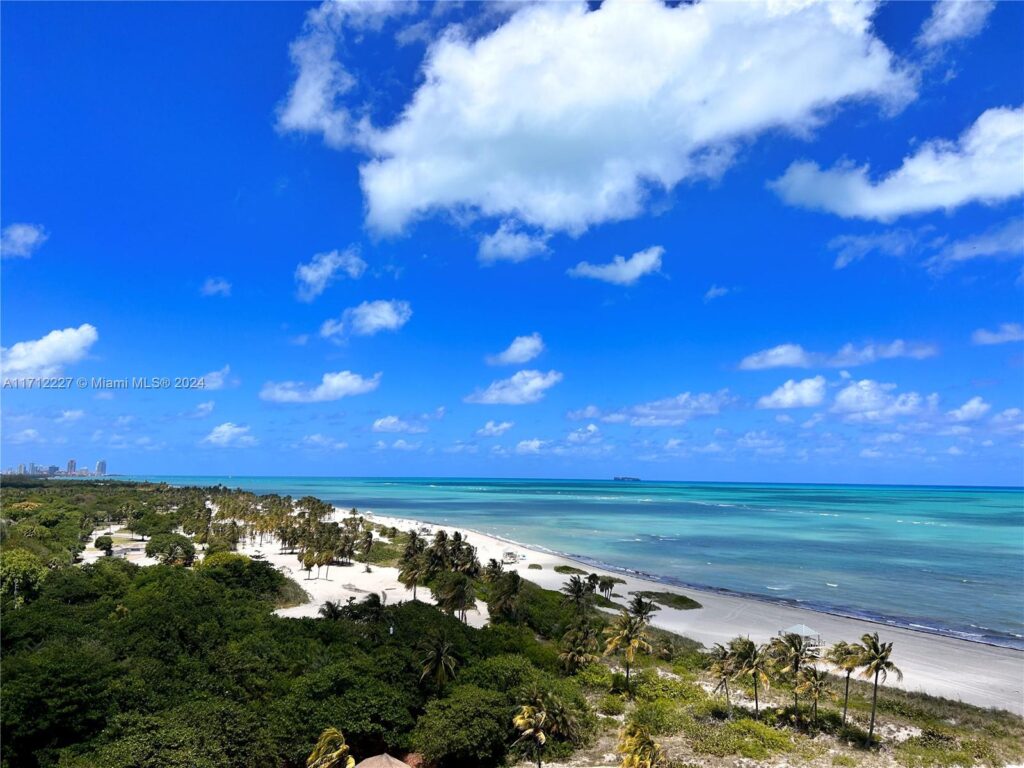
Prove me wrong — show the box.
[354,756,412,768]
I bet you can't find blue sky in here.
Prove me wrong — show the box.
[2,0,1022,485]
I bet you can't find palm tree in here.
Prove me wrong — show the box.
[769,632,820,724]
[561,576,592,617]
[306,727,355,768]
[826,640,864,724]
[559,623,599,673]
[483,557,505,583]
[604,611,651,691]
[730,637,771,718]
[513,705,548,768]
[360,530,374,560]
[859,632,902,745]
[598,576,616,599]
[318,600,344,620]
[628,594,660,623]
[419,633,458,689]
[795,666,833,723]
[708,643,734,714]
[435,572,477,622]
[398,556,427,600]
[616,723,664,768]
[490,570,523,622]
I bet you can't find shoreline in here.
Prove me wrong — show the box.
[372,510,1024,652]
[364,510,1024,715]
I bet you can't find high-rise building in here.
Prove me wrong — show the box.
[48,465,59,476]
[67,459,77,475]
[28,463,38,475]
[96,460,107,476]
[17,464,25,475]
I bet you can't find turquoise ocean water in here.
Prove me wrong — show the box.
[125,476,1024,649]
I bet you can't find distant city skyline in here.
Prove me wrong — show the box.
[6,458,107,478]
[2,1,1022,486]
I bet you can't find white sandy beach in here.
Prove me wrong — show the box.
[83,511,1024,714]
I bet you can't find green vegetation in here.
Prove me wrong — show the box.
[553,564,589,575]
[632,589,702,610]
[1,478,1020,768]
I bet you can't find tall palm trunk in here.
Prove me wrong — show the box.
[724,679,731,714]
[412,582,417,600]
[753,677,760,717]
[842,672,851,724]
[868,669,880,744]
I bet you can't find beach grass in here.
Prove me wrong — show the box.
[634,589,702,610]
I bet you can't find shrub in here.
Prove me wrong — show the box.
[553,565,588,575]
[412,685,512,767]
[527,563,542,570]
[94,535,114,555]
[144,534,195,566]
[630,698,686,735]
[598,694,625,716]
[576,663,613,691]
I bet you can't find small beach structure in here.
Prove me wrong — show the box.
[502,549,519,564]
[782,623,821,645]
[354,755,412,768]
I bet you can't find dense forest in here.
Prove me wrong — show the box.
[1,479,1021,768]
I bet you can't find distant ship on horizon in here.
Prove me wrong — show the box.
[613,476,641,482]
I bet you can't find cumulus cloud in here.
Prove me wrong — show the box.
[477,420,514,437]
[372,415,427,433]
[7,428,44,445]
[616,390,733,427]
[947,396,990,423]
[201,422,258,447]
[260,370,381,403]
[831,379,935,423]
[465,369,563,405]
[375,438,421,451]
[757,376,826,409]
[478,221,550,264]
[828,229,922,269]
[321,299,412,339]
[771,106,1024,220]
[515,438,548,455]
[566,423,601,444]
[566,405,602,421]
[276,0,417,148]
[190,401,215,418]
[202,365,237,390]
[918,0,994,47]
[1,223,48,258]
[487,332,544,365]
[739,339,936,369]
[1,323,98,377]
[57,409,85,423]
[972,322,1024,345]
[567,246,663,286]
[298,433,348,450]
[295,247,367,301]
[201,277,232,297]
[284,0,913,235]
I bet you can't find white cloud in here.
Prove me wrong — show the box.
[298,433,348,450]
[515,438,548,455]
[201,277,232,297]
[289,0,912,235]
[202,365,237,390]
[1,323,98,377]
[832,379,935,423]
[739,343,813,370]
[7,428,44,445]
[375,438,421,451]
[487,332,544,365]
[771,106,1024,220]
[321,299,412,339]
[947,396,990,423]
[946,445,964,456]
[465,369,563,405]
[295,247,367,301]
[192,401,215,418]
[972,322,1024,345]
[476,420,514,437]
[201,422,258,448]
[739,339,935,370]
[57,409,85,423]
[568,246,663,286]
[566,405,602,421]
[618,390,733,427]
[860,447,885,459]
[1,223,48,259]
[566,423,601,444]
[918,0,994,47]
[737,430,785,455]
[757,376,826,409]
[478,221,550,264]
[260,370,381,403]
[703,284,734,303]
[276,0,417,148]
[926,218,1024,273]
[828,229,920,269]
[372,415,427,433]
